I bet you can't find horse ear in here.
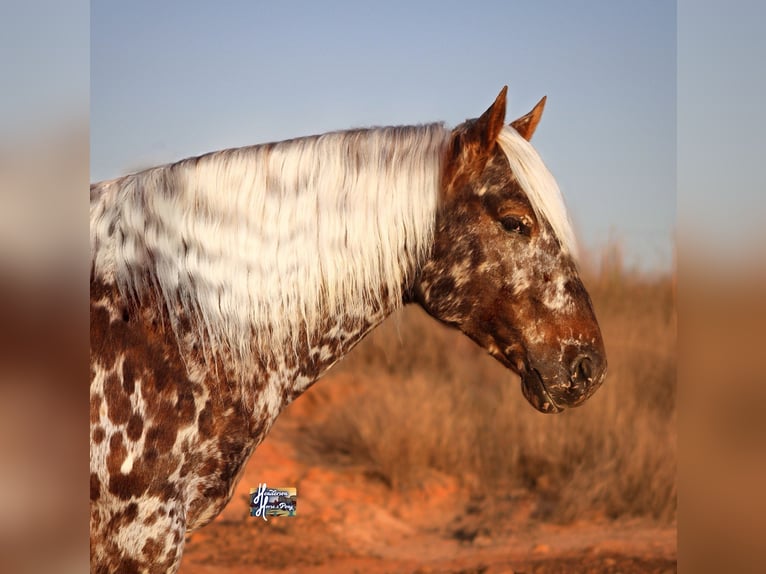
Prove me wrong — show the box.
[472,86,508,149]
[510,96,546,141]
[444,87,507,186]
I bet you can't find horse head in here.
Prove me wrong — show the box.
[415,87,607,413]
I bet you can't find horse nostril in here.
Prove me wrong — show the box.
[572,356,594,385]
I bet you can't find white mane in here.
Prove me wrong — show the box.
[497,126,578,258]
[90,125,449,371]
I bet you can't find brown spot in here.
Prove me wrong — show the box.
[106,433,127,474]
[142,537,162,560]
[111,558,140,574]
[428,276,456,303]
[145,422,177,453]
[122,357,136,394]
[90,393,103,423]
[198,457,219,478]
[105,501,139,531]
[105,372,132,425]
[109,470,150,500]
[144,510,160,526]
[126,413,144,441]
[90,302,118,367]
[92,426,105,444]
[197,400,214,438]
[90,473,101,501]
[179,457,194,478]
[147,476,181,502]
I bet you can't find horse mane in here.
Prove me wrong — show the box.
[497,126,578,258]
[90,124,450,374]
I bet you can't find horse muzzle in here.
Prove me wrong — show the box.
[520,346,607,414]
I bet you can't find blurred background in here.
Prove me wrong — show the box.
[0,0,764,572]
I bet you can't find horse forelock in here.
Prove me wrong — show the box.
[90,124,450,377]
[497,126,578,259]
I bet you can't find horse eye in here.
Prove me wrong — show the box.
[499,215,531,236]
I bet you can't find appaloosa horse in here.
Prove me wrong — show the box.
[90,87,606,572]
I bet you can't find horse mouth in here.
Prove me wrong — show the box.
[521,369,564,414]
[487,344,564,414]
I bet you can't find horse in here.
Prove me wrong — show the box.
[90,86,607,573]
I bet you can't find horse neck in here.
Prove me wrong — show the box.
[90,125,448,417]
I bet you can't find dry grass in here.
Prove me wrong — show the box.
[301,245,676,524]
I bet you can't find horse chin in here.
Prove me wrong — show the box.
[484,342,565,414]
[521,369,564,414]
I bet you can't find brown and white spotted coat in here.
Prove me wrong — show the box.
[90,87,606,573]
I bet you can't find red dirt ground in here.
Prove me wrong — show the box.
[178,382,676,574]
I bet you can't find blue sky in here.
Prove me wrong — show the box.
[90,0,676,271]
